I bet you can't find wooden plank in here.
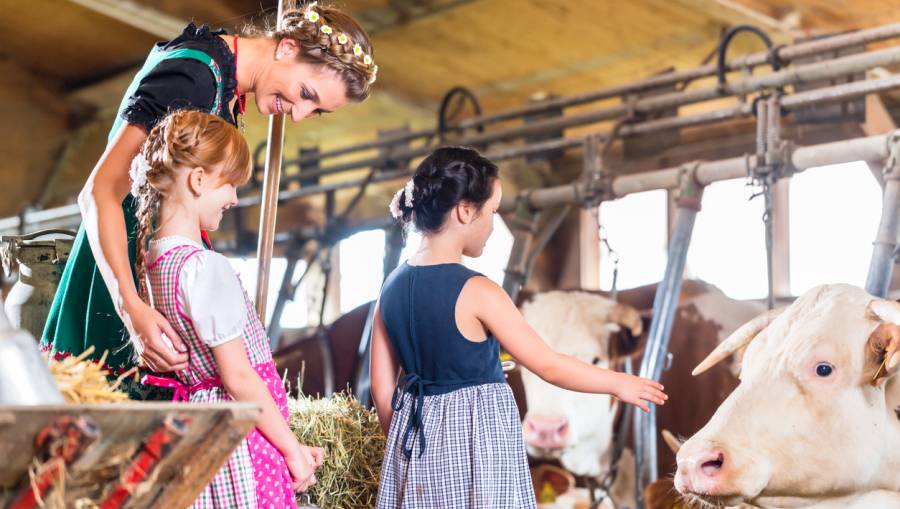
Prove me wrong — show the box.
[0,402,259,508]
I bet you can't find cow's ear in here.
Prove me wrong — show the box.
[608,314,648,361]
[865,300,900,386]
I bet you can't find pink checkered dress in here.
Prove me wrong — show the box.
[145,243,297,509]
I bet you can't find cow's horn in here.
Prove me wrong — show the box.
[692,307,784,376]
[608,302,643,337]
[661,429,682,454]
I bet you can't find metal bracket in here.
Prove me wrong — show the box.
[674,161,704,211]
[577,134,614,208]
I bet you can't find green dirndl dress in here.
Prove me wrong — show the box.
[40,25,233,400]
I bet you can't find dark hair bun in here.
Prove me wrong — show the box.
[398,146,498,233]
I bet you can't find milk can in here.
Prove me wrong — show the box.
[0,300,64,404]
[0,229,76,340]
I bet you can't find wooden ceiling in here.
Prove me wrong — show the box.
[2,0,900,221]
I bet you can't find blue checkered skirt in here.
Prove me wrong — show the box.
[376,383,536,508]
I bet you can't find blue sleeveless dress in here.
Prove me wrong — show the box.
[376,263,536,509]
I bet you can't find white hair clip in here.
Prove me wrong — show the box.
[388,179,415,219]
[129,153,150,198]
[304,4,320,23]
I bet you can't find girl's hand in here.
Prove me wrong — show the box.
[284,443,324,492]
[304,445,325,468]
[126,298,188,372]
[613,372,667,413]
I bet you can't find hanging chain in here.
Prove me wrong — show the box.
[598,223,620,302]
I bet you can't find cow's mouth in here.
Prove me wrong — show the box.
[525,444,565,459]
[682,492,743,509]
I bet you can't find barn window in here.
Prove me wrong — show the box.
[686,178,768,300]
[228,257,309,328]
[789,161,881,295]
[598,190,668,291]
[339,229,387,312]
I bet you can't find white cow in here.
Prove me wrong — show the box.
[520,291,644,478]
[676,284,900,508]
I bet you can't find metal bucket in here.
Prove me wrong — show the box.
[1,229,76,340]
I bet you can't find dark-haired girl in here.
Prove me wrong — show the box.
[370,147,668,508]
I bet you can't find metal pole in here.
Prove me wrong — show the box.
[242,74,900,202]
[254,0,288,319]
[634,171,703,508]
[866,136,900,297]
[280,23,900,167]
[280,46,900,182]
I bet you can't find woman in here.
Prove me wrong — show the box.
[41,1,377,399]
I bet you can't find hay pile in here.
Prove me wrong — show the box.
[47,346,134,403]
[288,391,385,508]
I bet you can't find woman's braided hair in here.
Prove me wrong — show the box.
[245,1,376,101]
[132,111,251,302]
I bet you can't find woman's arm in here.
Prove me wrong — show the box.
[78,123,188,371]
[465,277,667,412]
[213,338,323,491]
[370,302,400,435]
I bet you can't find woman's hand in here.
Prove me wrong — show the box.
[125,297,188,372]
[612,372,667,413]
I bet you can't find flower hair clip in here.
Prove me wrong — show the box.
[388,179,415,219]
[304,2,320,23]
[320,24,333,35]
[129,153,151,198]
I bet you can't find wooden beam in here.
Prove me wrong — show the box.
[67,0,185,40]
[672,0,797,41]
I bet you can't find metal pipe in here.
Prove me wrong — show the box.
[865,168,900,297]
[6,74,899,237]
[496,133,891,213]
[254,0,288,319]
[7,130,895,238]
[285,48,900,183]
[284,23,900,167]
[238,74,900,208]
[634,194,702,504]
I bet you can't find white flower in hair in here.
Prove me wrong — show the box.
[403,179,415,207]
[388,189,403,219]
[388,179,415,219]
[353,43,363,57]
[337,33,349,45]
[369,64,378,84]
[320,24,333,34]
[304,5,320,23]
[129,153,150,198]
[363,54,373,66]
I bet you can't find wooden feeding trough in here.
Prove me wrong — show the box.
[0,402,259,509]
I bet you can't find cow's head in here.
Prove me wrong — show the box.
[675,284,900,507]
[519,291,644,476]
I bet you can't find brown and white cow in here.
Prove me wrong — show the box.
[676,284,900,508]
[518,281,763,494]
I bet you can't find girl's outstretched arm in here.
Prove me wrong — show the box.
[370,302,400,435]
[213,338,323,491]
[463,277,667,412]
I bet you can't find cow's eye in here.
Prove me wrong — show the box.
[815,362,834,377]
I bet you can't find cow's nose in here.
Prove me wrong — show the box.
[522,415,569,450]
[675,444,728,495]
